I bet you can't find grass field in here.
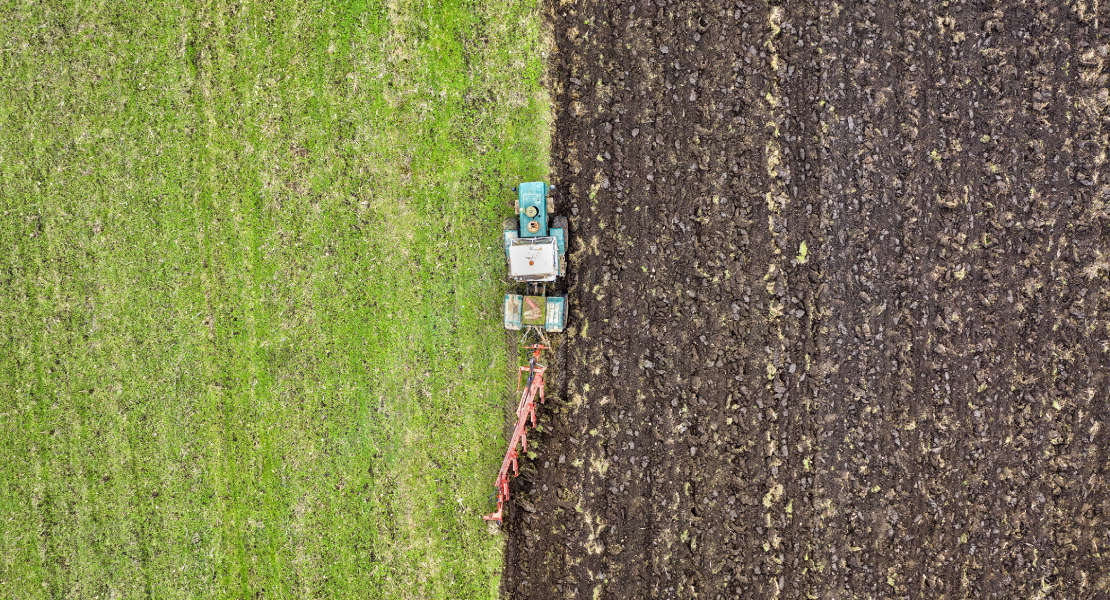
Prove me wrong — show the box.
[0,1,549,597]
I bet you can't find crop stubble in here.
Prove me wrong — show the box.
[504,0,1109,598]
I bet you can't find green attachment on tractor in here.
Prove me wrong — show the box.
[503,293,566,332]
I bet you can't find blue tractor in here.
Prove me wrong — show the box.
[502,182,567,332]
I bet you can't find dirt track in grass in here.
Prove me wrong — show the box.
[502,1,1110,598]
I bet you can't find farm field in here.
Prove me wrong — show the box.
[0,0,549,598]
[506,0,1110,598]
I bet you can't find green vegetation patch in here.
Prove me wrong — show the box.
[0,0,550,598]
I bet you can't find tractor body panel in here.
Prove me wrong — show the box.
[544,296,566,332]
[549,227,566,255]
[517,181,549,238]
[503,294,523,330]
[502,229,518,257]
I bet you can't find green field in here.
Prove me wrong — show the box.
[0,1,549,597]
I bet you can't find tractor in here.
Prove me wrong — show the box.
[502,181,567,333]
[483,182,567,525]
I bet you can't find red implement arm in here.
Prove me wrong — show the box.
[483,345,548,524]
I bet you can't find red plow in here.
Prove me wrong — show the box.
[483,344,548,524]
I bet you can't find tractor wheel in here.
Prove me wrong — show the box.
[503,217,518,232]
[552,216,568,231]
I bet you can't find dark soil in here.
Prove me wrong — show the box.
[503,1,1110,598]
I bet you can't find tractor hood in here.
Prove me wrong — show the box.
[507,237,559,282]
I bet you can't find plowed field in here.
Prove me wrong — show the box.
[503,1,1110,598]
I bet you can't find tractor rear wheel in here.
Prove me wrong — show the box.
[503,217,518,231]
[552,216,568,231]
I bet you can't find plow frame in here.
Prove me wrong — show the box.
[483,344,548,524]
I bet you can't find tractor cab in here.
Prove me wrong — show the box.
[502,182,567,332]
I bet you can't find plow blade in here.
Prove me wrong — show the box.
[483,346,548,524]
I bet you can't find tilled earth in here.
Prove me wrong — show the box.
[503,0,1110,598]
